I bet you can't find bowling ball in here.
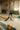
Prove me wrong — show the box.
[8,26,13,30]
[6,25,10,29]
[11,28,16,30]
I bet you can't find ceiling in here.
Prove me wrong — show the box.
[0,0,19,3]
[0,0,8,3]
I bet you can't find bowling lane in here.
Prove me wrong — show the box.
[0,14,19,18]
[0,14,8,18]
[0,14,20,30]
[12,14,19,17]
[0,14,19,20]
[0,14,9,20]
[0,18,20,30]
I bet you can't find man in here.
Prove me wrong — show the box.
[9,10,12,20]
[5,10,12,21]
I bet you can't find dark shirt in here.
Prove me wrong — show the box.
[9,11,12,15]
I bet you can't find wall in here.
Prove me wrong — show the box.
[19,1,20,15]
[0,4,2,14]
[0,0,19,15]
[1,2,9,14]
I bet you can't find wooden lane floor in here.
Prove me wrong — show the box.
[12,14,19,17]
[0,14,19,20]
[0,14,8,18]
[0,18,4,20]
[0,14,9,20]
[0,14,19,17]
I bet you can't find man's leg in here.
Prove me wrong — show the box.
[10,15,12,20]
